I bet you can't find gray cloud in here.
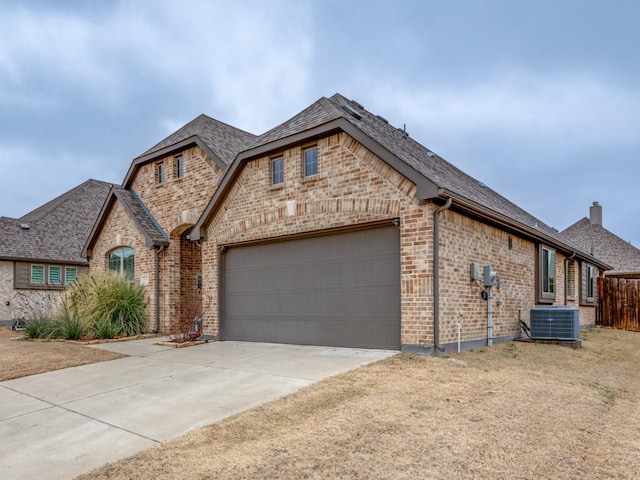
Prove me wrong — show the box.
[1,0,638,247]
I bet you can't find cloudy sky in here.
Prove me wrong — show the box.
[1,0,638,245]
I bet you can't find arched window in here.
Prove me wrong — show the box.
[108,247,135,281]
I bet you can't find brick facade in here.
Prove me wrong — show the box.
[200,131,597,348]
[89,145,222,332]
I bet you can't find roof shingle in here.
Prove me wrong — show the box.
[0,179,113,264]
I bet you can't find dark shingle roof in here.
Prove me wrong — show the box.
[112,187,169,247]
[138,114,257,166]
[561,218,640,272]
[0,179,113,264]
[245,93,568,245]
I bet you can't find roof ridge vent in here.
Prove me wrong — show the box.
[341,105,362,120]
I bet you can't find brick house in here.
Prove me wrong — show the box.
[0,179,112,321]
[561,202,640,277]
[85,94,610,352]
[84,114,256,332]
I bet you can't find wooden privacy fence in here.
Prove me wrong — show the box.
[598,277,640,331]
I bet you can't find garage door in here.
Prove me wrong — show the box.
[222,225,400,350]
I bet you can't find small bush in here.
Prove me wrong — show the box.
[54,312,88,340]
[53,271,148,340]
[92,274,147,337]
[95,318,120,339]
[24,314,56,339]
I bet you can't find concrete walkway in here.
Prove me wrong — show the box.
[0,337,395,479]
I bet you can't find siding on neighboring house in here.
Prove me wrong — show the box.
[0,260,12,321]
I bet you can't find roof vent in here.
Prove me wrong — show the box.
[350,100,364,109]
[19,223,30,230]
[477,181,487,188]
[376,115,389,124]
[427,151,436,158]
[341,105,362,120]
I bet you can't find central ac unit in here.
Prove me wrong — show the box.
[530,306,580,340]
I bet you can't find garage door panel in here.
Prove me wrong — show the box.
[223,226,400,350]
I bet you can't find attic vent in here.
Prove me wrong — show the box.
[426,151,436,158]
[350,100,364,109]
[20,223,30,230]
[341,105,362,120]
[376,115,389,124]
[478,181,487,188]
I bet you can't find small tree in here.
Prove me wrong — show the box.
[169,294,209,343]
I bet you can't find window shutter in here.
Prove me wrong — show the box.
[31,265,44,284]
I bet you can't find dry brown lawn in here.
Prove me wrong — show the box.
[0,326,124,381]
[78,327,640,480]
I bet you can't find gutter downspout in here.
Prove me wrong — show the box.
[154,245,167,334]
[433,196,452,353]
[564,252,576,305]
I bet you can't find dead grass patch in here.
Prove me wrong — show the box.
[0,326,125,381]
[81,328,640,479]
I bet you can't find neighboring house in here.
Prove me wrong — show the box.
[0,179,113,321]
[561,202,640,277]
[85,93,610,353]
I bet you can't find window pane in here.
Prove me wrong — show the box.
[122,247,135,281]
[304,147,318,177]
[65,267,77,285]
[157,162,164,183]
[49,266,61,284]
[542,247,555,294]
[272,157,284,185]
[108,250,122,272]
[587,265,595,298]
[31,265,44,284]
[108,247,135,281]
[175,156,183,178]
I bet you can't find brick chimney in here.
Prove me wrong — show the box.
[589,201,602,225]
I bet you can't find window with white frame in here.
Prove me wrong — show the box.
[65,267,77,285]
[31,265,45,284]
[48,266,61,285]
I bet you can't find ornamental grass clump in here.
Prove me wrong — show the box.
[35,271,149,340]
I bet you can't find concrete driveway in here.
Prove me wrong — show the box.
[0,338,395,479]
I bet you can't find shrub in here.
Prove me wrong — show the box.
[56,271,148,340]
[24,314,56,339]
[95,318,120,339]
[53,311,88,340]
[91,274,147,337]
[170,296,204,343]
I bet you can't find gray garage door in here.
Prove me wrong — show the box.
[222,226,400,350]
